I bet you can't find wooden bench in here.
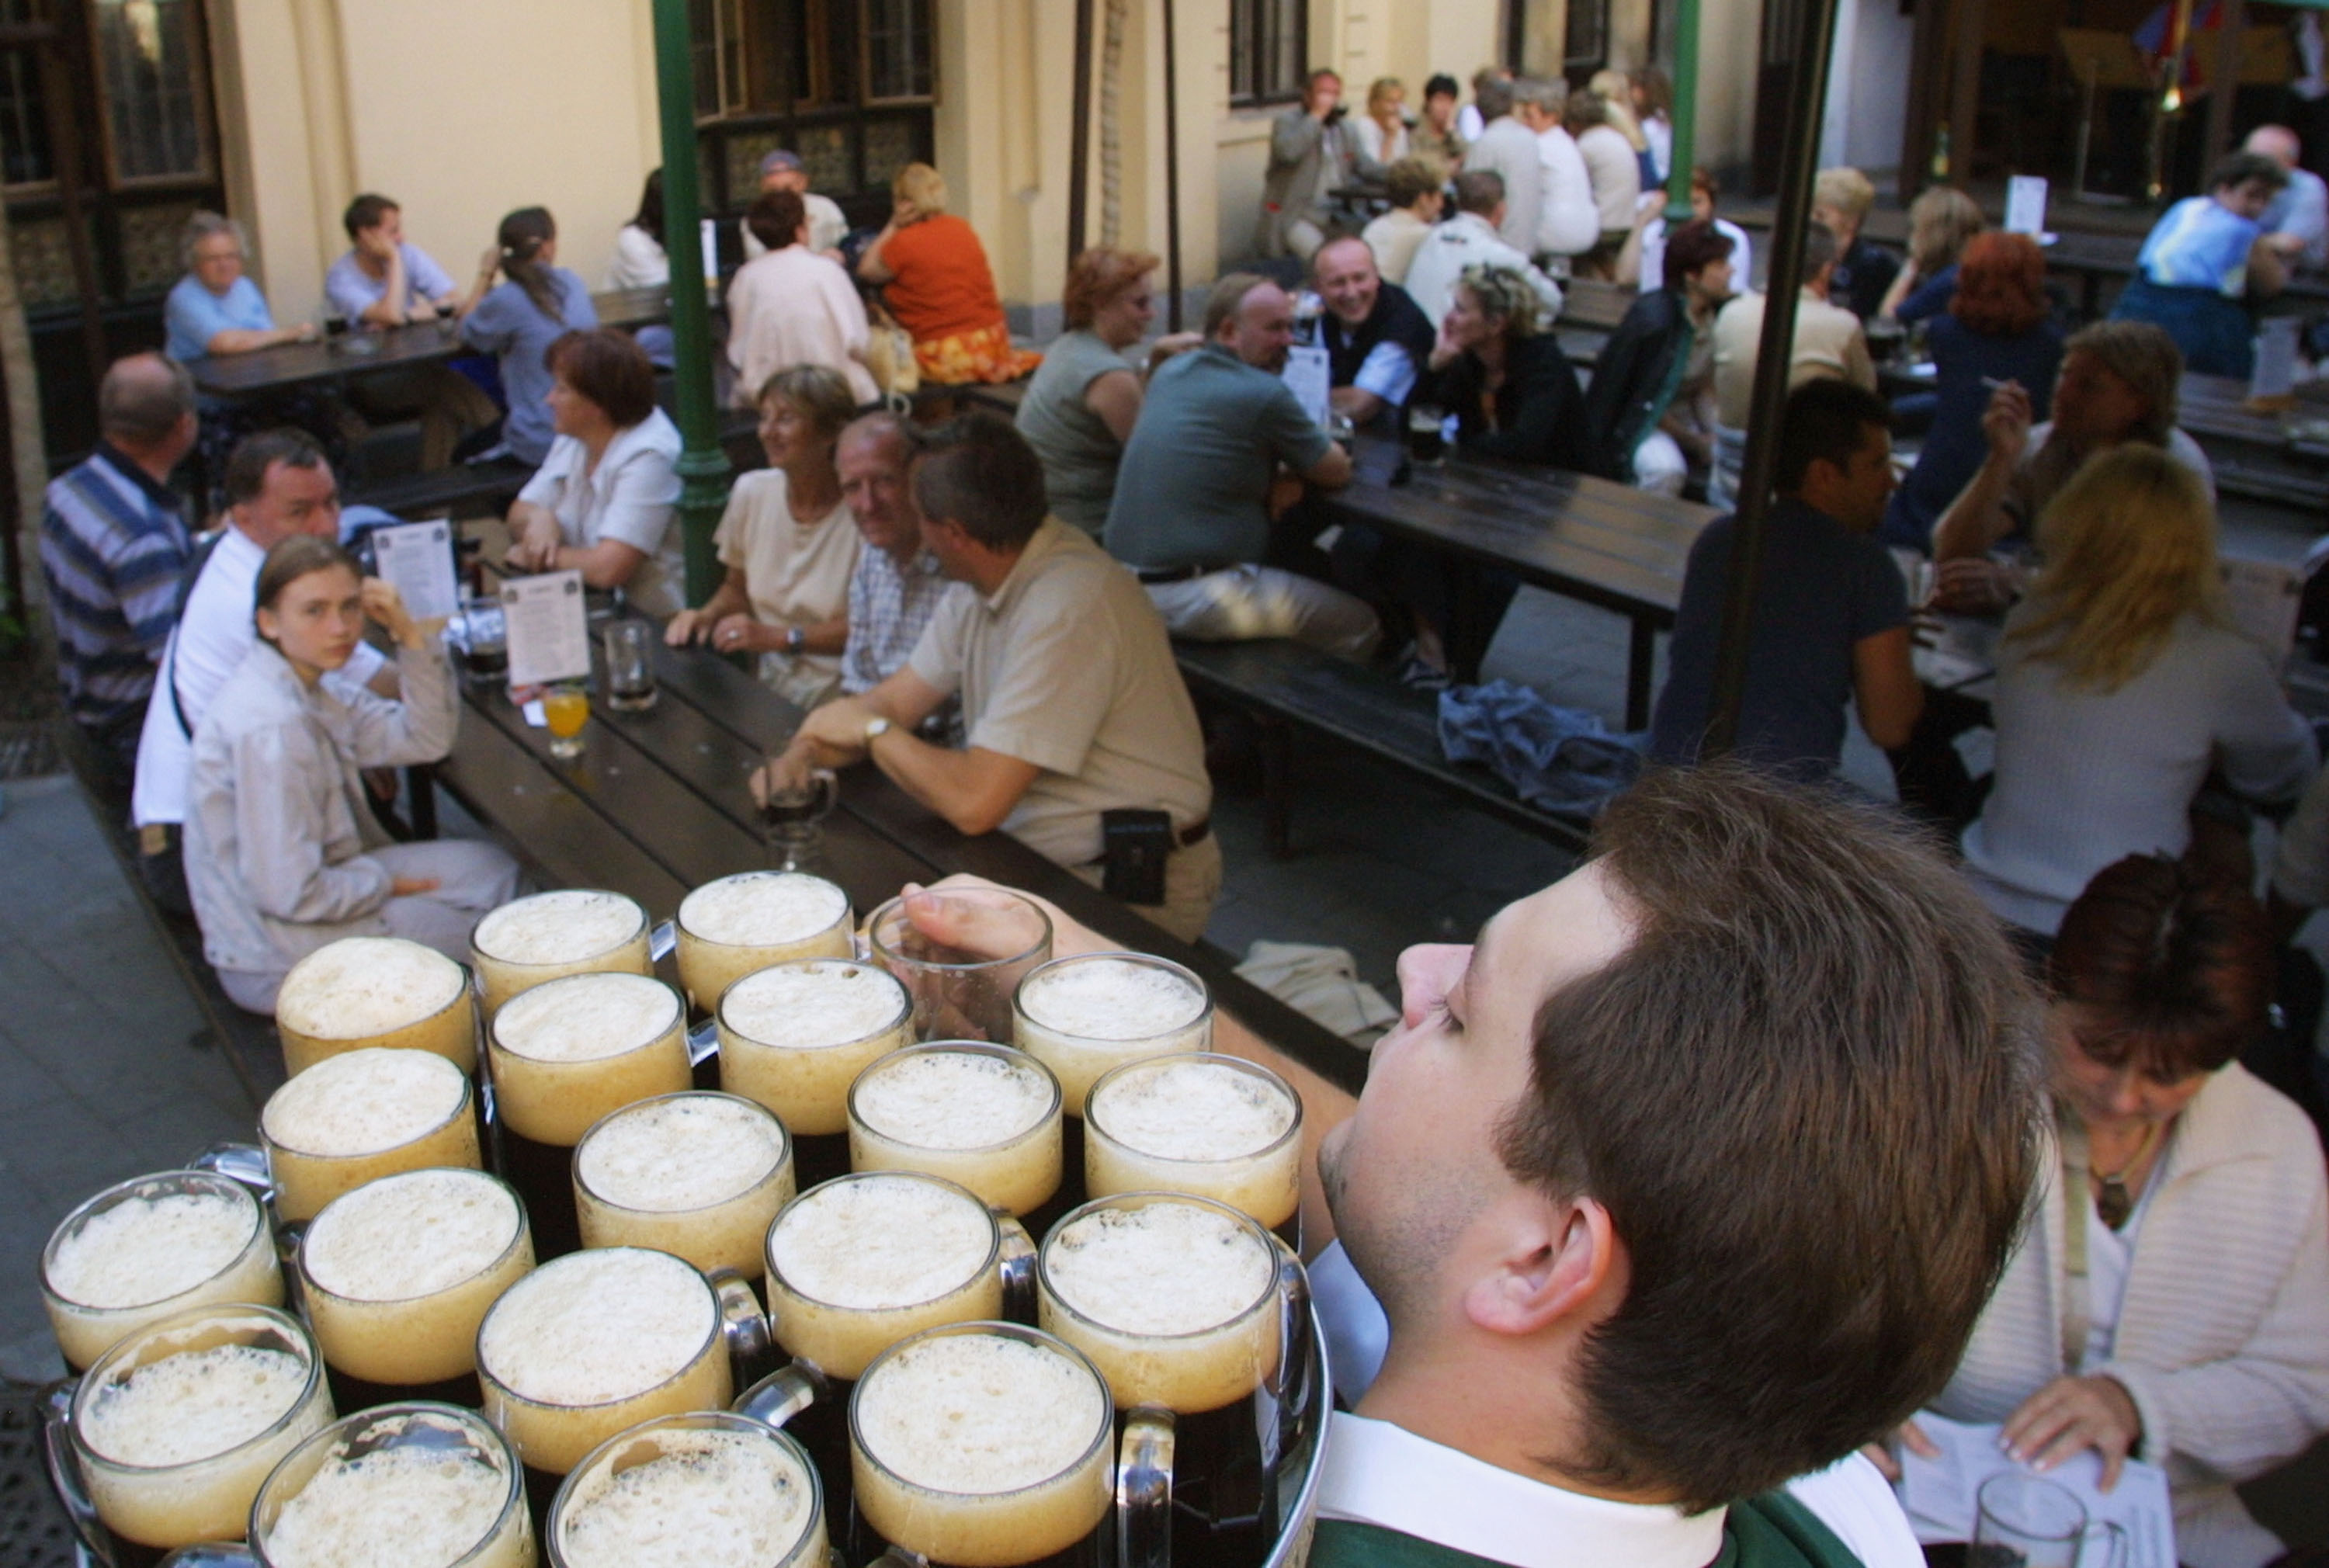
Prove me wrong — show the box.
[1175,638,1591,858]
[349,456,535,520]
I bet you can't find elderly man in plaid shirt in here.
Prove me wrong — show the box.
[835,412,952,698]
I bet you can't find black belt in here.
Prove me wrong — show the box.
[1135,562,1237,585]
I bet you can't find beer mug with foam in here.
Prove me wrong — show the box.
[847,1042,1064,1219]
[260,1046,481,1223]
[572,1091,795,1276]
[1083,1053,1303,1245]
[547,1410,827,1568]
[272,935,477,1076]
[44,1303,333,1566]
[1011,953,1212,1115]
[470,890,654,1019]
[41,1169,283,1372]
[674,870,853,1011]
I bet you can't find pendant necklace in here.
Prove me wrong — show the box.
[2091,1121,2159,1230]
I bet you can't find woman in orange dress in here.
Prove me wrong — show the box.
[856,163,1040,386]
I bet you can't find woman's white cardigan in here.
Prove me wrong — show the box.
[1930,1064,2329,1568]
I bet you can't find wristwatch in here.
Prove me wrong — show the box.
[863,716,892,744]
[785,626,806,654]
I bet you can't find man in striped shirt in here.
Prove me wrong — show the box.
[39,354,197,790]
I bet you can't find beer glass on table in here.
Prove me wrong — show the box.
[717,958,914,1186]
[674,869,852,1011]
[849,1323,1119,1568]
[1037,1193,1303,1563]
[44,1303,333,1567]
[460,594,508,678]
[1405,401,1447,467]
[547,1410,826,1568]
[599,621,657,713]
[1084,1053,1304,1249]
[261,1046,482,1223]
[175,1403,536,1568]
[41,1169,283,1373]
[297,1167,535,1411]
[572,1091,795,1276]
[758,759,841,870]
[868,886,1054,1044]
[541,685,589,761]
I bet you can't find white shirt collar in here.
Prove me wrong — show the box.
[1316,1413,1726,1568]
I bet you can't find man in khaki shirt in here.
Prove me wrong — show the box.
[1708,226,1874,506]
[758,415,1219,942]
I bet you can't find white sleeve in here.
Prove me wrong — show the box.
[1353,340,1418,408]
[1782,1454,1926,1568]
[1535,134,1602,258]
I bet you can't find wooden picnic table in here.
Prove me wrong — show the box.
[188,286,675,399]
[431,617,1365,1098]
[1322,435,1717,729]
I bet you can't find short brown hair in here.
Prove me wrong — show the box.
[1453,169,1505,217]
[1203,272,1272,338]
[1660,218,1734,294]
[1061,245,1159,331]
[747,189,807,252]
[546,328,657,429]
[1384,156,1445,211]
[911,412,1047,550]
[341,193,397,240]
[1499,765,2046,1511]
[2051,854,2272,1080]
[1952,231,2049,338]
[224,428,329,507]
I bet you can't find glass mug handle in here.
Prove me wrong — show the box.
[650,918,679,963]
[732,1358,834,1429]
[1117,1405,1177,1568]
[39,1377,109,1561]
[993,1210,1037,1323]
[708,1268,779,1387]
[686,1018,720,1067]
[803,768,839,823]
[187,1141,274,1204]
[156,1548,262,1566]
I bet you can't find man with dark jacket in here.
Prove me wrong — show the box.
[1582,219,1734,495]
[1313,236,1436,431]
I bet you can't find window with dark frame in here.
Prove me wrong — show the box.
[1564,0,1610,74]
[682,0,935,224]
[1230,0,1307,107]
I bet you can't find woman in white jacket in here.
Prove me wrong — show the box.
[185,536,519,1015]
[1907,853,2329,1568]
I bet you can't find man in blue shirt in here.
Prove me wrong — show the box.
[321,193,499,468]
[1105,273,1378,657]
[164,213,317,361]
[1650,378,1922,775]
[39,354,197,791]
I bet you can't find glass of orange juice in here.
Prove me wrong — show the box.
[543,684,589,760]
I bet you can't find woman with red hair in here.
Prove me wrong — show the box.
[1881,230,2063,552]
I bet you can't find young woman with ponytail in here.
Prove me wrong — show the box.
[460,206,598,463]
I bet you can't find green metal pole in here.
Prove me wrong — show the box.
[651,0,730,605]
[1663,0,1702,225]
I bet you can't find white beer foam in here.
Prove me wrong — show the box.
[494,973,678,1063]
[856,1333,1104,1494]
[578,1096,784,1212]
[855,1051,1050,1150]
[479,1249,713,1407]
[1019,958,1205,1040]
[265,1416,511,1568]
[723,961,903,1047]
[303,1169,520,1303]
[679,872,848,948]
[1045,1202,1275,1337]
[276,937,465,1040]
[263,1048,467,1157]
[768,1176,989,1309]
[81,1343,308,1468]
[1091,1058,1294,1162]
[474,890,642,966]
[559,1428,812,1568]
[48,1188,258,1310]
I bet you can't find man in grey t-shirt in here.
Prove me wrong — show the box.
[1105,274,1378,658]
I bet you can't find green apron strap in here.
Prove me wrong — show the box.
[1721,1489,1866,1568]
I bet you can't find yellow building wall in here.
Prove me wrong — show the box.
[207,0,1748,325]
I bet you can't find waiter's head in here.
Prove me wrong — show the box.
[1317,765,2045,1511]
[224,428,341,550]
